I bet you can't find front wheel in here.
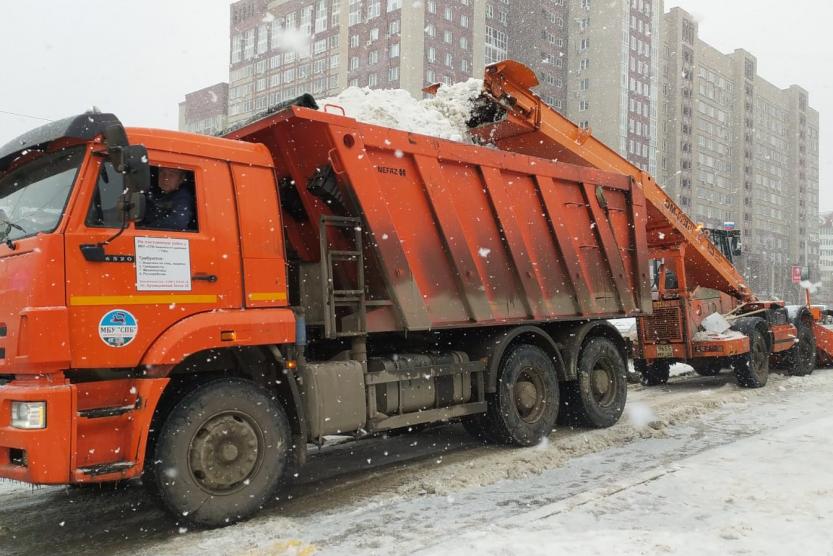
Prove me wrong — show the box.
[145,379,291,527]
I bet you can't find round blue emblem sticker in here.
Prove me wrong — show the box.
[99,309,138,348]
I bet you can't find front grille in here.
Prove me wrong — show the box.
[641,306,684,342]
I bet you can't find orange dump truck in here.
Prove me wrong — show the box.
[0,90,647,524]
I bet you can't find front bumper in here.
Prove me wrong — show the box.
[0,376,168,484]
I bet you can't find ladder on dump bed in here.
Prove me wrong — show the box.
[320,216,367,339]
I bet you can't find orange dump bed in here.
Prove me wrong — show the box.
[227,105,651,333]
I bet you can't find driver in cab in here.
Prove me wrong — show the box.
[141,168,196,231]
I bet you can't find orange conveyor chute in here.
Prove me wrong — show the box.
[469,60,755,303]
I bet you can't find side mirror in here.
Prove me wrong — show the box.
[120,145,150,194]
[108,144,149,222]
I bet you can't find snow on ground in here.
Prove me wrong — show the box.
[4,368,833,555]
[425,414,833,556]
[318,79,482,142]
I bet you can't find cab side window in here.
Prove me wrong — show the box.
[87,164,198,232]
[137,167,198,232]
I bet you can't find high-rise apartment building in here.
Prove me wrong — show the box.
[565,0,663,175]
[659,7,820,301]
[178,83,229,135]
[226,0,480,126]
[819,212,833,305]
[489,0,570,111]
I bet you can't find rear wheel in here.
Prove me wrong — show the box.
[463,344,559,446]
[733,327,769,388]
[145,379,291,527]
[560,338,627,428]
[637,359,671,387]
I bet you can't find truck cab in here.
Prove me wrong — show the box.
[0,113,295,485]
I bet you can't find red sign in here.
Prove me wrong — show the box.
[792,266,802,284]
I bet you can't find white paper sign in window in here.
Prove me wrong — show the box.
[135,237,192,291]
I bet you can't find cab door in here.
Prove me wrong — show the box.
[64,150,242,369]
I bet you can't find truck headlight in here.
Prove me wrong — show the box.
[11,401,46,429]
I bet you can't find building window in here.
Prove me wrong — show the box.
[348,0,361,26]
[387,0,402,11]
[244,29,255,60]
[331,0,340,26]
[580,100,590,111]
[367,0,381,20]
[231,34,243,63]
[485,26,508,65]
[389,66,399,81]
[315,0,328,32]
[390,43,400,58]
[257,25,268,55]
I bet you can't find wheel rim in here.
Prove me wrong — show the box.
[590,359,617,406]
[513,366,548,424]
[751,336,768,381]
[188,411,264,495]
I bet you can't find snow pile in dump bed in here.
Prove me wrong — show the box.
[318,79,483,142]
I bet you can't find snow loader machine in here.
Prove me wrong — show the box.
[458,59,822,386]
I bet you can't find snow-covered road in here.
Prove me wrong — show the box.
[3,368,833,555]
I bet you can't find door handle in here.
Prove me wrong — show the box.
[192,274,218,283]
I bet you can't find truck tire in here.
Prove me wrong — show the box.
[636,359,671,386]
[463,344,558,446]
[733,327,769,388]
[777,318,816,377]
[145,378,291,527]
[560,338,627,428]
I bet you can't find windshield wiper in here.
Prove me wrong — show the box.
[0,209,27,250]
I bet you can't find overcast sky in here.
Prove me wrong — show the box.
[1,1,830,208]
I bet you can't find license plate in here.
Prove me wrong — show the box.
[656,344,674,358]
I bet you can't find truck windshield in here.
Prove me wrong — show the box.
[0,145,86,243]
